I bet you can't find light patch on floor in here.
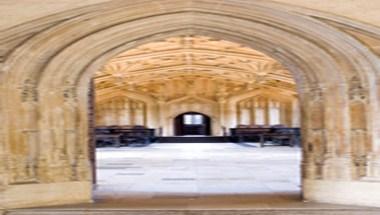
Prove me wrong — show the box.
[93,143,305,208]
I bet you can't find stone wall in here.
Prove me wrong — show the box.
[96,97,147,126]
[2,0,380,30]
[94,92,297,136]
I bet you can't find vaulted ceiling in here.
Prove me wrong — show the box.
[94,35,297,102]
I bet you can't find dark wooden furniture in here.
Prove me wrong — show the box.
[230,125,300,147]
[95,125,156,147]
[230,125,271,144]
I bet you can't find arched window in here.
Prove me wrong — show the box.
[184,114,203,125]
[269,100,280,125]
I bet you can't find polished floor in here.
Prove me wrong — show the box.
[95,142,301,197]
[91,142,339,209]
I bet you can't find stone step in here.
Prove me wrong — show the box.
[157,136,229,143]
[5,209,380,215]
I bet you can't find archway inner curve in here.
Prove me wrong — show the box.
[1,0,380,209]
[94,35,298,137]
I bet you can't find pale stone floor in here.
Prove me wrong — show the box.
[84,142,365,209]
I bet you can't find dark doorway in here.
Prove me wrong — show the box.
[174,112,211,136]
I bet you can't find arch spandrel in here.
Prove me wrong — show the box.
[0,0,380,209]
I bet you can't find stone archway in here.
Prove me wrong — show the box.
[164,96,220,136]
[174,112,212,136]
[0,0,380,209]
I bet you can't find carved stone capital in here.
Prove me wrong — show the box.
[63,85,77,102]
[20,79,38,102]
[349,76,367,101]
[308,85,324,103]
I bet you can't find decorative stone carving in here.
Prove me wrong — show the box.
[7,100,41,184]
[306,86,325,133]
[63,85,77,102]
[20,79,38,102]
[9,155,33,184]
[75,152,91,181]
[303,86,328,180]
[348,76,369,179]
[304,130,326,180]
[308,86,323,103]
[349,76,367,101]
[63,100,79,180]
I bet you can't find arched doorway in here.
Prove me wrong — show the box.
[1,0,380,209]
[174,112,211,136]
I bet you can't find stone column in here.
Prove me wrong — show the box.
[0,86,6,189]
[116,99,124,125]
[292,99,301,127]
[120,98,131,125]
[250,99,256,125]
[19,101,39,183]
[218,98,226,136]
[63,99,80,181]
[102,103,107,125]
[225,101,237,132]
[264,98,270,125]
[321,84,353,181]
[237,103,242,125]
[108,101,117,125]
[0,116,6,189]
[255,99,265,125]
[285,102,293,126]
[240,102,250,125]
[157,99,166,136]
[94,105,101,126]
[268,100,278,125]
[303,87,325,180]
[146,103,158,129]
[99,106,103,125]
[134,102,145,126]
[129,100,135,125]
[279,102,286,125]
[366,79,380,179]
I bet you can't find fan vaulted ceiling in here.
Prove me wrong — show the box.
[94,35,297,102]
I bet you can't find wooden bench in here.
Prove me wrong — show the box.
[230,125,300,147]
[95,125,156,147]
[262,127,300,147]
[95,134,122,147]
[230,125,271,144]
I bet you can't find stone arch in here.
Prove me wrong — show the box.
[0,0,380,208]
[165,98,219,136]
[173,111,215,121]
[173,111,212,136]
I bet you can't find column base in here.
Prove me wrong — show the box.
[0,181,92,209]
[303,179,380,207]
[367,157,380,179]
